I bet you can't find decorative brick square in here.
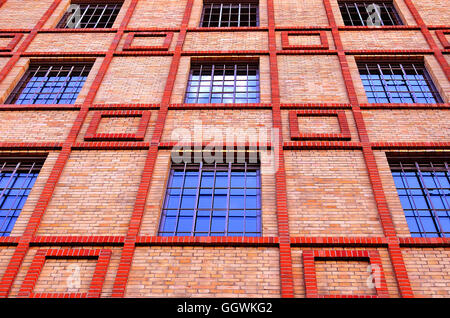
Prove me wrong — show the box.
[289,110,351,140]
[18,249,112,298]
[436,30,450,49]
[281,31,329,50]
[84,110,151,141]
[303,250,389,298]
[0,33,23,52]
[123,32,173,51]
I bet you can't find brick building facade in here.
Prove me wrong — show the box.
[0,0,448,298]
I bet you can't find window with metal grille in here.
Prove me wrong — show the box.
[200,1,259,27]
[159,162,262,237]
[5,62,94,105]
[0,158,45,236]
[389,155,450,238]
[358,61,443,104]
[56,2,123,29]
[338,1,403,26]
[185,62,260,104]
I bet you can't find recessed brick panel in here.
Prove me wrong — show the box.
[273,0,329,26]
[340,31,429,51]
[183,32,268,51]
[315,259,376,296]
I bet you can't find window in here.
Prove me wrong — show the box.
[185,62,260,104]
[200,1,259,27]
[56,2,123,29]
[338,1,403,26]
[159,162,262,236]
[0,158,45,236]
[358,61,443,104]
[5,62,93,105]
[389,155,450,238]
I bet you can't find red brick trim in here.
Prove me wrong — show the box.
[0,237,20,246]
[123,32,174,51]
[72,142,150,150]
[436,30,450,49]
[371,142,450,150]
[0,104,81,111]
[31,236,125,246]
[84,110,151,141]
[0,142,63,150]
[303,250,390,298]
[291,237,387,247]
[283,141,362,150]
[399,237,450,247]
[289,110,351,141]
[281,31,329,50]
[0,33,23,52]
[18,249,111,298]
[136,236,279,246]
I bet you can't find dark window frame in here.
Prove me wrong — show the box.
[184,61,260,104]
[338,1,403,26]
[357,61,443,104]
[0,157,45,237]
[200,1,259,27]
[388,154,450,238]
[158,161,262,237]
[56,1,123,29]
[5,61,94,105]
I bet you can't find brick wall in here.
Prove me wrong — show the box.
[340,31,429,51]
[284,150,383,237]
[26,33,115,53]
[125,246,280,297]
[0,111,77,143]
[8,246,122,297]
[281,110,360,142]
[93,57,172,104]
[36,151,147,236]
[0,0,54,29]
[128,0,188,28]
[183,32,268,51]
[403,248,450,298]
[362,110,450,143]
[410,0,450,25]
[278,55,349,103]
[291,248,400,298]
[273,0,329,26]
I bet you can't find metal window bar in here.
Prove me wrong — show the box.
[389,158,450,237]
[185,62,260,104]
[200,2,258,27]
[338,1,403,26]
[0,158,44,236]
[158,162,262,237]
[357,62,443,104]
[56,3,122,29]
[5,63,93,105]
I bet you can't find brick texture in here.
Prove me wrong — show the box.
[0,0,54,29]
[125,247,280,297]
[278,55,349,103]
[37,151,147,236]
[94,57,172,104]
[403,248,450,298]
[284,150,383,237]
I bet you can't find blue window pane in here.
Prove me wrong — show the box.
[211,216,226,233]
[228,217,244,233]
[229,196,244,209]
[213,195,227,209]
